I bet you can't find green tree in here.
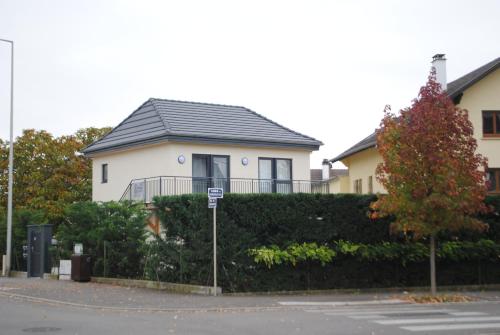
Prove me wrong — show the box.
[0,127,111,224]
[371,73,490,294]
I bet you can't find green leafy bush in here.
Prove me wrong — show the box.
[250,239,500,268]
[249,242,336,268]
[56,201,148,278]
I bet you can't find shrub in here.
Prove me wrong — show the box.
[152,194,500,292]
[56,201,148,278]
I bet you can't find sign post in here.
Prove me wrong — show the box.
[213,203,216,296]
[208,188,223,296]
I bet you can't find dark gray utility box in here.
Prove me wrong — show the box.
[71,255,91,282]
[27,224,53,278]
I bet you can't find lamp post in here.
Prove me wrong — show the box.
[0,38,14,276]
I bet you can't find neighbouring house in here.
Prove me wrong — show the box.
[82,98,324,202]
[329,55,500,194]
[310,161,349,193]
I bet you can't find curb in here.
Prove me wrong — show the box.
[90,277,221,296]
[0,291,408,313]
[224,284,500,296]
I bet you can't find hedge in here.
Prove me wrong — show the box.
[151,194,500,292]
[55,201,148,278]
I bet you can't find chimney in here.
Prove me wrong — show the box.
[431,54,447,91]
[322,159,330,181]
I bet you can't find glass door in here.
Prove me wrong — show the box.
[276,159,292,193]
[259,158,273,193]
[212,156,229,192]
[192,155,210,193]
[192,154,230,193]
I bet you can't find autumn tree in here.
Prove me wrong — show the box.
[0,127,111,224]
[371,73,489,294]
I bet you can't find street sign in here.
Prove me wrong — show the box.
[208,188,224,199]
[208,197,217,209]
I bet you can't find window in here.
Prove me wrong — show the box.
[258,158,292,193]
[483,111,500,137]
[101,164,108,183]
[192,154,230,193]
[368,176,373,194]
[353,179,362,194]
[487,169,500,194]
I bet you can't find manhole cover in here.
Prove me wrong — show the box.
[22,327,61,333]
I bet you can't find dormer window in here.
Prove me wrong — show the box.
[483,111,500,137]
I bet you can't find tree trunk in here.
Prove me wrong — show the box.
[430,235,437,295]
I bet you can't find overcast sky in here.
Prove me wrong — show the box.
[1,0,499,168]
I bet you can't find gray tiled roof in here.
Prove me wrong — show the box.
[447,57,500,101]
[331,57,500,163]
[83,98,323,154]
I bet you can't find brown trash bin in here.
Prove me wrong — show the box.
[71,254,91,282]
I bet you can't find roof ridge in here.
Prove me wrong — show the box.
[150,97,248,110]
[148,98,172,133]
[150,97,323,145]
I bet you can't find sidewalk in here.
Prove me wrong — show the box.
[1,277,499,312]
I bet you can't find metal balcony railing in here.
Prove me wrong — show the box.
[120,176,330,203]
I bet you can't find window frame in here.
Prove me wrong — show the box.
[353,178,362,194]
[487,168,500,194]
[101,163,108,184]
[368,176,373,194]
[482,110,500,137]
[258,157,293,193]
[192,154,231,192]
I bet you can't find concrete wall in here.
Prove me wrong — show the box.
[335,67,500,195]
[91,142,312,201]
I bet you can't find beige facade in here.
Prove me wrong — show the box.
[339,148,384,194]
[334,67,500,194]
[91,141,312,201]
[327,175,350,193]
[461,68,500,168]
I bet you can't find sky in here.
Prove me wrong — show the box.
[0,0,499,168]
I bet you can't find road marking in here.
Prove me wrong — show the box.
[324,309,454,316]
[376,316,500,325]
[449,311,487,316]
[279,301,402,307]
[304,306,443,313]
[349,315,387,320]
[401,323,500,332]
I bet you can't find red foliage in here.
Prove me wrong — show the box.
[372,71,490,237]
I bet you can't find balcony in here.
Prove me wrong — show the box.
[120,176,330,203]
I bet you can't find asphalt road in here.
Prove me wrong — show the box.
[2,295,500,335]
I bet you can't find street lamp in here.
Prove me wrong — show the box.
[0,38,14,277]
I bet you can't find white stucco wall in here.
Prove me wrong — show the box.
[91,141,312,201]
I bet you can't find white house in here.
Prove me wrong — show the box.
[83,98,324,202]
